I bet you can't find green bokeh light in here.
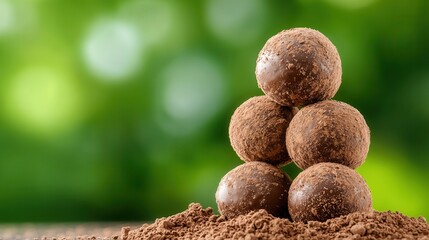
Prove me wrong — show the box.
[2,66,83,137]
[358,142,428,218]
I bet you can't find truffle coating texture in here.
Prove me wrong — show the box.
[229,96,297,166]
[256,27,342,107]
[288,162,372,222]
[286,100,370,169]
[216,162,292,219]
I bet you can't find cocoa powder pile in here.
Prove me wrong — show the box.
[122,203,429,240]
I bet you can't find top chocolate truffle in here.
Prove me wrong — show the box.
[255,28,342,107]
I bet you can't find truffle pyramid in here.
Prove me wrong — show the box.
[216,27,373,222]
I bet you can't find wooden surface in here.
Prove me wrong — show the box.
[0,223,141,240]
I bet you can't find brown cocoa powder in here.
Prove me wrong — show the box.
[123,203,429,240]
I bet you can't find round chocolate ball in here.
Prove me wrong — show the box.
[229,96,297,166]
[286,100,370,169]
[288,162,372,222]
[255,28,342,107]
[216,162,292,219]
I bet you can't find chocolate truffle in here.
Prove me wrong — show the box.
[229,96,297,166]
[255,28,342,107]
[288,162,372,222]
[286,100,370,169]
[216,162,292,219]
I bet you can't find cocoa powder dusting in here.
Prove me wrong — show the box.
[123,203,429,240]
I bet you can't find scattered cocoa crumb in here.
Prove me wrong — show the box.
[124,203,429,240]
[121,226,130,239]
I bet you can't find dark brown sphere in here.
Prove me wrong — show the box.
[216,162,292,219]
[229,96,297,166]
[288,162,372,222]
[256,28,342,107]
[286,100,370,169]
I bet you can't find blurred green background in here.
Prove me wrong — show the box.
[0,0,428,223]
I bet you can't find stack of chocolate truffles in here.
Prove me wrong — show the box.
[216,28,372,222]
